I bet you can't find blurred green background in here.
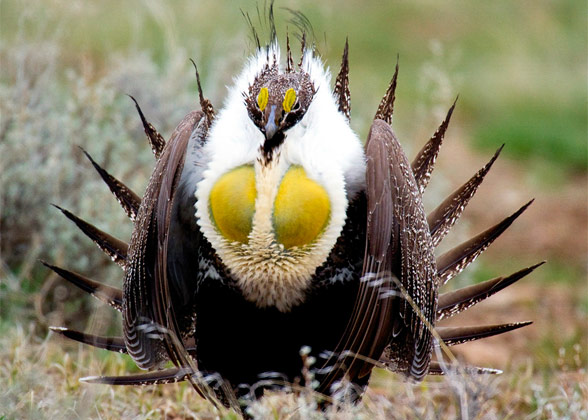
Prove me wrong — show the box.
[1,0,586,418]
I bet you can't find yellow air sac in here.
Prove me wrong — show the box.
[209,165,256,244]
[273,166,330,249]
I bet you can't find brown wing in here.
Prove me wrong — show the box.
[319,119,437,396]
[122,110,204,370]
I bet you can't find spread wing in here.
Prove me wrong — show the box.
[362,120,438,380]
[122,110,206,371]
[320,119,437,397]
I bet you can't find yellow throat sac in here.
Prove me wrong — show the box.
[209,165,256,244]
[208,165,331,249]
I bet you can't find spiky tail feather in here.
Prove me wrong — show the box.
[52,204,128,267]
[80,147,141,221]
[41,261,123,311]
[436,200,534,285]
[46,54,540,399]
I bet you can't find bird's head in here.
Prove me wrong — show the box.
[245,71,315,159]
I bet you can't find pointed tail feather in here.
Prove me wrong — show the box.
[80,148,141,221]
[437,262,545,321]
[436,200,533,285]
[41,260,122,311]
[428,145,503,247]
[189,59,215,125]
[52,205,128,268]
[437,321,532,346]
[80,368,191,386]
[428,361,502,375]
[49,325,197,356]
[374,57,399,125]
[285,32,294,72]
[411,97,457,194]
[298,32,307,67]
[128,95,166,158]
[50,327,127,353]
[334,38,350,120]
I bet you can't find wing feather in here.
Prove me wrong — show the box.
[123,111,205,370]
[121,110,230,409]
[320,119,438,394]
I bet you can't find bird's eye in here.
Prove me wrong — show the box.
[291,101,301,111]
[257,87,269,111]
[282,88,296,113]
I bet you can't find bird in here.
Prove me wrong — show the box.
[44,20,542,414]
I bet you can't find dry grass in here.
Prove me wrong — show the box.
[1,324,586,419]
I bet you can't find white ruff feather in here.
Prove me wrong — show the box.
[195,44,366,312]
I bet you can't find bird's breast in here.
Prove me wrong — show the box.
[198,156,346,312]
[208,164,331,249]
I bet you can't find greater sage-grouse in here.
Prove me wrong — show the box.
[46,27,541,412]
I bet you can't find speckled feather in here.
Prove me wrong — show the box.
[333,39,350,121]
[427,145,503,247]
[81,148,141,221]
[123,111,205,370]
[374,60,398,125]
[129,95,166,159]
[41,261,123,311]
[436,200,533,285]
[411,98,456,194]
[437,262,544,321]
[53,205,128,268]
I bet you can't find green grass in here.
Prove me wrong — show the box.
[474,100,587,173]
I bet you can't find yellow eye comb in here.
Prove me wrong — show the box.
[257,87,269,111]
[282,88,296,113]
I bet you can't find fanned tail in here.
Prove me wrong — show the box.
[379,92,540,379]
